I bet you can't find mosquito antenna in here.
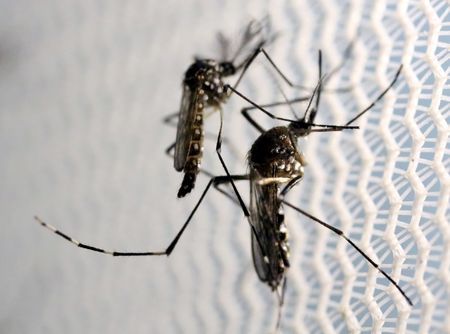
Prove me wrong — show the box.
[303,50,322,123]
[302,74,324,123]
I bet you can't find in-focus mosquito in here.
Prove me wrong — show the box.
[222,52,411,325]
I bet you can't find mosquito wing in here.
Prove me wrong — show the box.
[174,84,199,171]
[249,168,283,286]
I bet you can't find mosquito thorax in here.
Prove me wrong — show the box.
[219,61,236,76]
[183,59,228,105]
[249,126,306,182]
[183,59,212,87]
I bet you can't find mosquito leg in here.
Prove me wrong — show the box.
[280,276,287,306]
[262,43,353,92]
[227,85,301,124]
[37,177,218,257]
[280,200,413,306]
[165,176,223,255]
[230,85,358,133]
[241,96,311,133]
[235,43,353,93]
[232,50,364,133]
[275,277,287,331]
[35,174,233,257]
[212,174,249,185]
[211,174,249,207]
[35,216,166,256]
[215,107,251,217]
[280,175,304,198]
[241,105,359,134]
[233,47,305,91]
[206,172,265,256]
[198,168,249,206]
[35,172,254,258]
[345,65,403,126]
[232,45,264,90]
[165,142,176,157]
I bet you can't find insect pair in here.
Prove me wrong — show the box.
[162,20,411,308]
[35,19,412,331]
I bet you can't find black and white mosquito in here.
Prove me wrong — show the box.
[221,54,412,321]
[163,19,272,198]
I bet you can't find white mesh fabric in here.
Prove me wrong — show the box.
[0,0,448,333]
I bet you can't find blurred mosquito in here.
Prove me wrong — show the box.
[162,19,272,198]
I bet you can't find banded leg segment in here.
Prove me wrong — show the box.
[35,216,165,256]
[35,174,252,258]
[280,201,413,306]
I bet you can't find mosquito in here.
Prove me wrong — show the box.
[222,53,412,325]
[163,19,272,198]
[165,19,349,199]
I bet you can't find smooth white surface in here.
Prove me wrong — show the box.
[0,0,448,333]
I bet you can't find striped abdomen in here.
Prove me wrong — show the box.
[177,106,204,198]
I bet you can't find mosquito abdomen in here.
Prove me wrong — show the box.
[178,170,198,197]
[178,109,203,198]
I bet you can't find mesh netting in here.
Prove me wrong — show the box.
[0,0,448,333]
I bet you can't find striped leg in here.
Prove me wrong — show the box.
[280,200,413,306]
[35,216,165,256]
[35,174,251,257]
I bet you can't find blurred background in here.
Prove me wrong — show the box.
[0,0,448,333]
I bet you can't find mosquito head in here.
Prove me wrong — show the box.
[249,127,306,182]
[219,61,236,76]
[287,118,313,138]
